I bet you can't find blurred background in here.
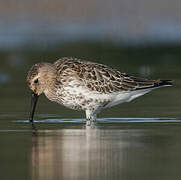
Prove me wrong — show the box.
[0,0,180,119]
[1,1,181,180]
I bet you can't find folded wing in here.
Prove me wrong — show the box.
[54,57,172,94]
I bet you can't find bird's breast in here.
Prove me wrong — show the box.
[50,83,110,111]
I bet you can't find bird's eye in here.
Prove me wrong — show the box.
[34,79,39,84]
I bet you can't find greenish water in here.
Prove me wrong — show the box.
[0,43,181,180]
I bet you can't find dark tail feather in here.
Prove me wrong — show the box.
[135,79,173,90]
[155,80,173,87]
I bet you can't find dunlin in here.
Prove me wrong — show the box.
[27,57,172,126]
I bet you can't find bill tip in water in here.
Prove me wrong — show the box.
[31,121,37,132]
[29,91,39,125]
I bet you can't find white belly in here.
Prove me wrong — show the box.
[45,78,153,111]
[105,89,152,108]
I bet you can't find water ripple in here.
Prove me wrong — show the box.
[15,117,181,123]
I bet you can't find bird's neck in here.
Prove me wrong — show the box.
[41,64,57,101]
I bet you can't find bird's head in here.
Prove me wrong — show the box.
[27,62,56,125]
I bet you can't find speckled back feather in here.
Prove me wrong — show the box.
[54,57,170,94]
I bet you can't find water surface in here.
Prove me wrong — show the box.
[1,119,181,180]
[0,44,181,180]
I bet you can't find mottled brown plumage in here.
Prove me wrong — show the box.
[53,57,172,93]
[27,57,172,126]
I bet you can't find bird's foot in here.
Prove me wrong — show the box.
[86,119,97,128]
[86,119,91,126]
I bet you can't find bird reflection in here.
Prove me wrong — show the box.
[30,127,174,180]
[30,128,127,180]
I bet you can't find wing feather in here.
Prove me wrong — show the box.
[54,57,171,93]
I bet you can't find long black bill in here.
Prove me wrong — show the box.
[29,92,39,125]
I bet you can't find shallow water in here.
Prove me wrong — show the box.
[1,118,181,180]
[0,44,181,180]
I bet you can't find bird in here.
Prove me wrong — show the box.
[27,57,172,127]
